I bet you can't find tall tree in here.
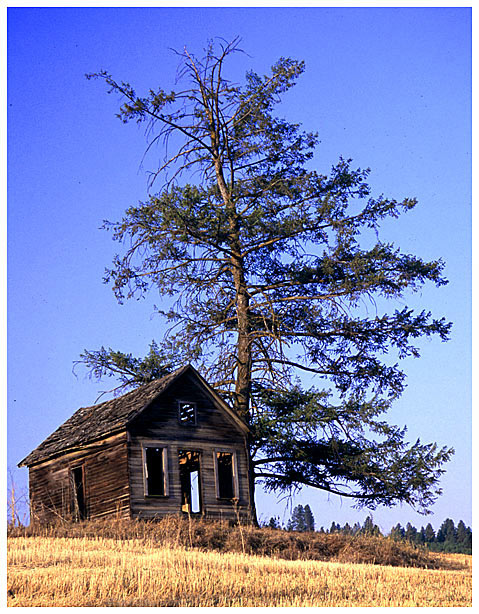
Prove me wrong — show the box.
[362,515,381,536]
[288,504,307,531]
[456,520,471,548]
[424,522,436,543]
[84,38,453,521]
[389,523,405,540]
[417,526,426,545]
[459,522,472,551]
[405,522,418,543]
[437,518,456,544]
[304,504,315,531]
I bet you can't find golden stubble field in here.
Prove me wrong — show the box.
[7,535,472,607]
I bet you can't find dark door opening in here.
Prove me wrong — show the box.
[71,466,87,520]
[178,450,201,514]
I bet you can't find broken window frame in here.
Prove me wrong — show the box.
[178,400,197,425]
[213,449,239,501]
[142,444,169,497]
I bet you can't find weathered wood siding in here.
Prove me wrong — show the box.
[128,371,251,520]
[28,432,130,523]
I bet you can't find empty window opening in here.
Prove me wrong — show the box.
[216,452,235,499]
[179,450,201,513]
[144,447,166,496]
[178,402,196,424]
[71,466,87,520]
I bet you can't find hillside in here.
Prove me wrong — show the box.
[7,536,471,607]
[7,518,472,607]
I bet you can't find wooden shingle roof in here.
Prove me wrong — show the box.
[19,365,191,467]
[19,365,248,468]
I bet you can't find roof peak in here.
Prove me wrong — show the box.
[18,364,193,467]
[18,364,248,468]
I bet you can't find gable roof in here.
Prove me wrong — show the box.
[19,365,248,468]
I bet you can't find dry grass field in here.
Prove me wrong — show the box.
[7,533,472,607]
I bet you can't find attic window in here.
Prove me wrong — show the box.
[144,446,168,497]
[178,401,196,424]
[215,451,237,500]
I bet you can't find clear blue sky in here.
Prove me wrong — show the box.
[7,7,471,532]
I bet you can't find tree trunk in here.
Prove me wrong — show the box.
[247,437,259,526]
[211,124,254,517]
[230,256,252,420]
[213,158,252,420]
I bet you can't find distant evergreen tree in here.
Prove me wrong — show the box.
[304,505,315,531]
[455,520,472,552]
[352,522,361,535]
[456,520,468,544]
[288,505,307,531]
[444,518,456,544]
[268,516,280,529]
[436,523,445,543]
[462,526,472,552]
[417,526,426,545]
[405,522,418,543]
[424,523,435,543]
[362,516,374,534]
[343,522,352,535]
[390,523,405,540]
[329,521,338,533]
[362,515,381,536]
[437,518,455,545]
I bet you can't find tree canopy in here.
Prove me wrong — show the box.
[83,38,453,520]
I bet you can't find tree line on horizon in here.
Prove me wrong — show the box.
[266,505,472,554]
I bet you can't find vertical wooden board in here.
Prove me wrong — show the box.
[84,438,130,519]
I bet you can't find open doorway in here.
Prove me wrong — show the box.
[71,465,87,520]
[178,450,202,514]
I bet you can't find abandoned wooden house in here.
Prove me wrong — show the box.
[19,365,252,523]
